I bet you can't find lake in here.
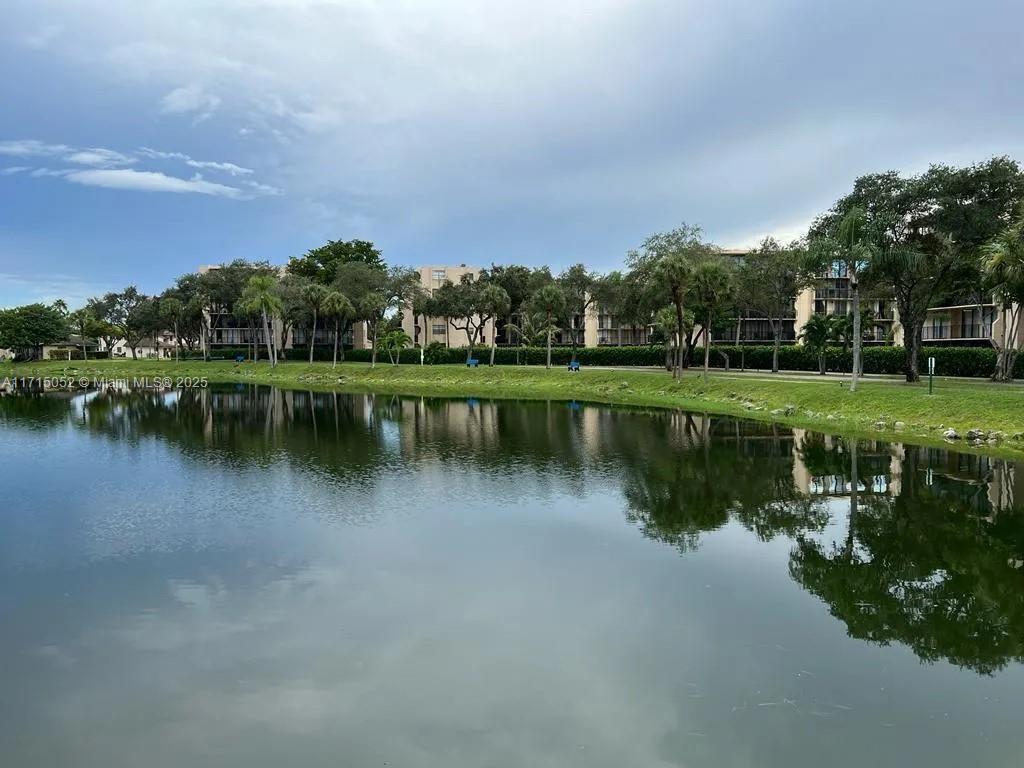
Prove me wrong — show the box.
[2,385,1023,767]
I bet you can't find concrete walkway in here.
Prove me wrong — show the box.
[585,365,1020,387]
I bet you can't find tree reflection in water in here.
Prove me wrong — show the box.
[3,385,1023,674]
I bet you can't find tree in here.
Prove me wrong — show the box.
[334,263,418,368]
[630,224,709,379]
[812,161,1024,382]
[93,287,159,360]
[983,210,1024,381]
[158,287,203,358]
[479,283,511,366]
[189,261,275,360]
[379,329,412,365]
[690,256,735,382]
[736,238,815,373]
[430,277,488,363]
[67,308,100,360]
[240,275,282,366]
[810,207,874,390]
[654,306,680,372]
[156,298,183,362]
[798,313,837,375]
[0,302,69,360]
[557,264,601,364]
[530,283,565,369]
[287,239,385,283]
[323,291,355,368]
[301,283,330,364]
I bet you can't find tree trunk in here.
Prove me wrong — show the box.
[546,311,552,369]
[131,342,138,360]
[702,324,711,383]
[261,309,275,366]
[818,351,825,375]
[332,320,339,368]
[771,319,781,373]
[674,299,684,379]
[489,323,497,366]
[370,322,378,368]
[850,276,861,392]
[309,308,317,365]
[904,322,922,382]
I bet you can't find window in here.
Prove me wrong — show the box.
[431,269,446,287]
[432,324,447,336]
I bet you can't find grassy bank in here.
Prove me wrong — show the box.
[4,358,1024,456]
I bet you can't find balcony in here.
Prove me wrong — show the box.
[922,324,992,341]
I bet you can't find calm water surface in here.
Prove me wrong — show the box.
[2,386,1023,767]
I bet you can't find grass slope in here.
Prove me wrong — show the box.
[4,359,1024,456]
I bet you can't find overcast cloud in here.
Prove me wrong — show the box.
[1,0,1021,305]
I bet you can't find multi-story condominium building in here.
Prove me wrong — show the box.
[401,265,497,349]
[197,264,370,354]
[192,261,1020,356]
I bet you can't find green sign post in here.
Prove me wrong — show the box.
[928,356,935,394]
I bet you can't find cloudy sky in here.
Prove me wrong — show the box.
[1,0,1021,307]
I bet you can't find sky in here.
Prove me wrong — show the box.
[1,0,1022,308]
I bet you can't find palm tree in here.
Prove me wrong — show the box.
[983,211,1024,381]
[240,275,282,366]
[480,284,511,366]
[691,258,735,383]
[505,310,546,365]
[531,283,565,369]
[301,283,329,364]
[835,206,873,392]
[68,308,96,361]
[655,306,679,372]
[654,252,694,379]
[799,313,836,375]
[379,329,412,365]
[323,291,355,368]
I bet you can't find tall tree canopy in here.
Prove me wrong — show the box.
[0,302,70,360]
[735,237,814,373]
[287,239,385,284]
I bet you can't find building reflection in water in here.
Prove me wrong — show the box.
[2,384,1023,674]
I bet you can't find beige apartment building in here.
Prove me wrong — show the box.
[197,264,372,354]
[401,265,497,349]
[192,260,1021,356]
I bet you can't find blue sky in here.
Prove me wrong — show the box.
[2,0,1022,308]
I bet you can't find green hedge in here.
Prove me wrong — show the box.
[177,342,1015,378]
[705,345,1011,378]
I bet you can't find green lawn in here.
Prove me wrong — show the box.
[4,358,1024,456]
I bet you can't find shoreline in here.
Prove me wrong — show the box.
[4,359,1024,458]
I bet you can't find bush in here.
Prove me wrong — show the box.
[164,341,1013,378]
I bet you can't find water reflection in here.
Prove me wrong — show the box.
[3,385,1023,677]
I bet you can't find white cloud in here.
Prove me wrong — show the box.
[244,180,282,196]
[137,147,190,161]
[2,139,278,199]
[139,147,253,176]
[159,83,221,121]
[64,148,136,167]
[65,169,244,198]
[30,167,73,177]
[0,139,70,158]
[186,159,252,176]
